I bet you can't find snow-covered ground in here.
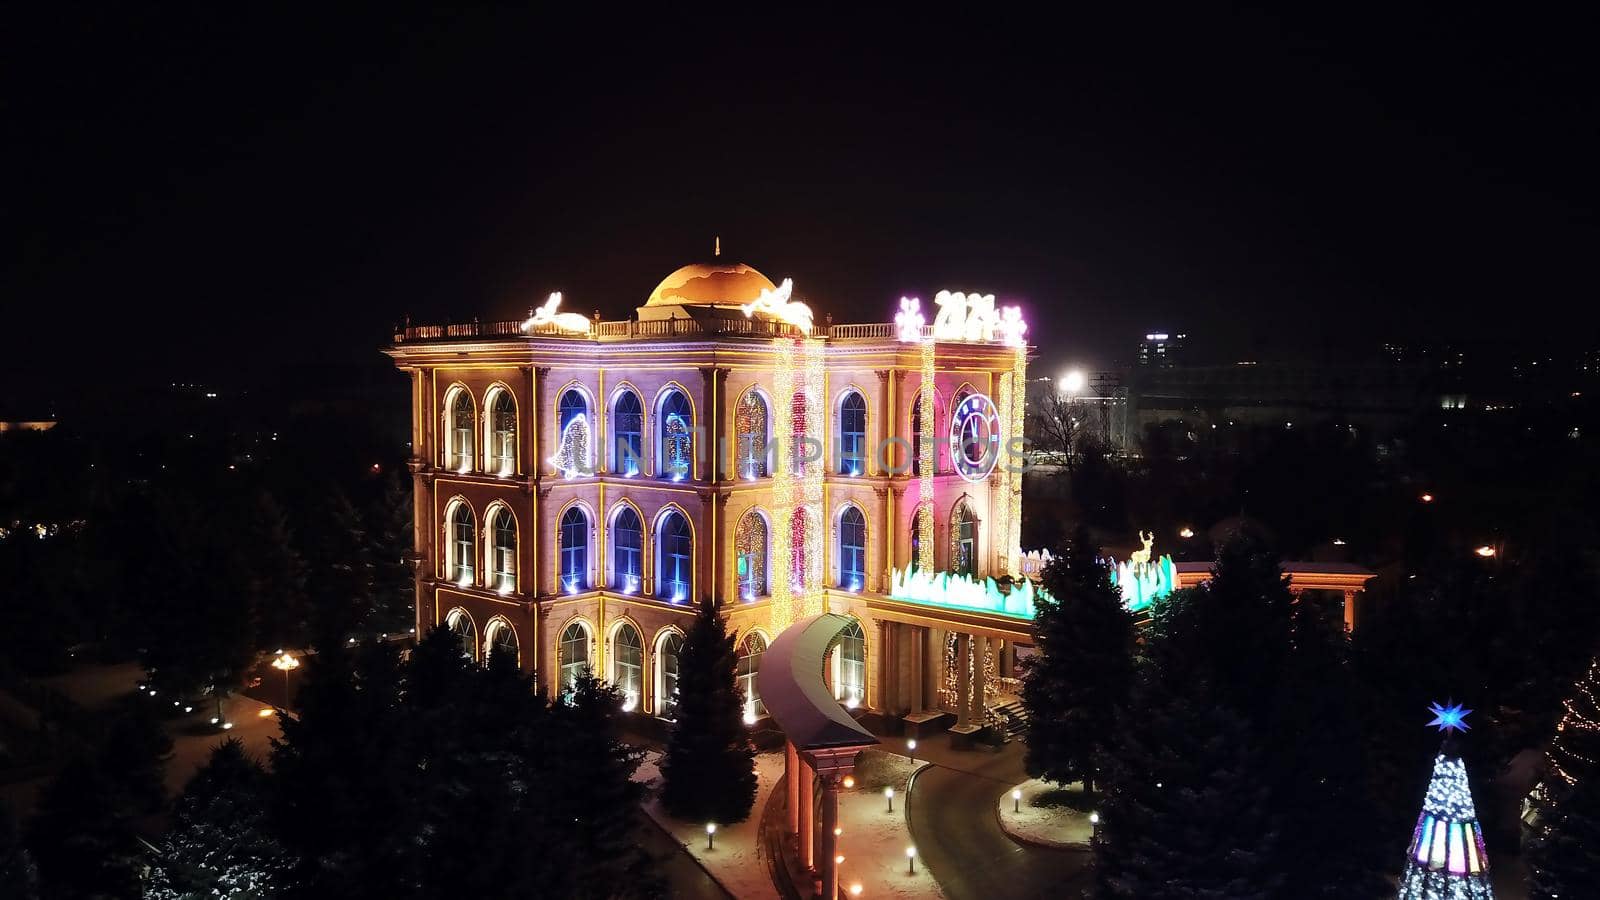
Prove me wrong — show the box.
[635,750,784,900]
[837,750,945,899]
[996,778,1095,849]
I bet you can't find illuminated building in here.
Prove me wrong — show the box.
[387,256,1033,736]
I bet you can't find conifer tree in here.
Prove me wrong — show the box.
[26,757,144,900]
[1023,526,1134,794]
[660,597,758,824]
[147,739,290,899]
[546,671,660,899]
[1547,655,1600,795]
[1527,775,1600,900]
[1093,676,1280,900]
[368,471,415,635]
[240,490,309,651]
[0,802,39,900]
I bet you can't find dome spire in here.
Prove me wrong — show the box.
[714,235,721,258]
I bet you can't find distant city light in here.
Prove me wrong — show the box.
[1420,493,1435,503]
[1475,545,1497,558]
[1178,527,1194,539]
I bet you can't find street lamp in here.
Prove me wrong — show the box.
[885,786,895,812]
[906,738,917,764]
[271,652,300,709]
[705,822,716,850]
[906,846,918,874]
[1178,526,1194,539]
[1012,787,1022,813]
[1420,493,1435,503]
[1475,545,1497,558]
[1060,370,1086,397]
[843,775,855,789]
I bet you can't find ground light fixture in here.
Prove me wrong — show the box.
[843,775,855,789]
[907,846,917,874]
[1089,812,1100,825]
[835,855,845,865]
[850,884,863,896]
[885,786,895,812]
[906,738,917,763]
[1012,787,1022,813]
[257,708,275,718]
[834,827,842,837]
[705,822,716,850]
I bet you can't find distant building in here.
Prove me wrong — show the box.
[1137,331,1187,367]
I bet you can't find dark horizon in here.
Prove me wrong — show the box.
[6,8,1596,402]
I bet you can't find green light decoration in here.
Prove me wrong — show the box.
[890,567,1044,619]
[1109,554,1177,613]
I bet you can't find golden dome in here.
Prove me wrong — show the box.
[645,262,777,307]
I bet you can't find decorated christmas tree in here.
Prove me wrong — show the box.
[1397,702,1494,900]
[1548,655,1600,792]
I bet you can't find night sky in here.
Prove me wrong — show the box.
[5,7,1595,404]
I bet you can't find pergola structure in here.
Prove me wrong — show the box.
[758,613,880,900]
[1174,560,1375,631]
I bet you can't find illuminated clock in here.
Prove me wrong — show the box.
[949,392,1002,482]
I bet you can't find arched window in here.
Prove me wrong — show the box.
[658,389,693,480]
[951,499,977,578]
[838,506,866,591]
[490,507,517,593]
[656,511,693,603]
[735,510,768,601]
[449,502,476,585]
[553,388,591,476]
[558,621,591,693]
[656,631,684,720]
[735,391,768,479]
[489,389,517,476]
[485,619,519,668]
[612,390,644,476]
[559,506,589,593]
[838,390,867,476]
[736,632,767,721]
[611,623,643,711]
[611,506,643,594]
[448,389,475,471]
[445,609,475,661]
[833,619,866,707]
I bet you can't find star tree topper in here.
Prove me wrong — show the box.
[1427,701,1472,733]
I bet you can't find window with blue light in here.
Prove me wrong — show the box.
[612,390,643,475]
[560,506,588,592]
[659,390,693,480]
[839,506,866,590]
[657,512,692,603]
[612,507,642,594]
[838,391,867,475]
[559,388,587,430]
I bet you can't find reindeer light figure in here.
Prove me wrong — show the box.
[739,278,814,333]
[1129,530,1155,568]
[522,292,592,334]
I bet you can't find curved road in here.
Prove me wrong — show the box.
[908,765,1091,900]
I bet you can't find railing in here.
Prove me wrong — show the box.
[827,322,894,340]
[396,314,839,343]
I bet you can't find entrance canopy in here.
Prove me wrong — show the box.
[758,613,879,752]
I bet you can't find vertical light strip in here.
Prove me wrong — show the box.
[770,337,796,633]
[995,367,1013,577]
[801,338,826,618]
[1008,345,1027,575]
[917,338,935,573]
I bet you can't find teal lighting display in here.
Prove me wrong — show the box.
[1109,554,1177,613]
[889,567,1044,619]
